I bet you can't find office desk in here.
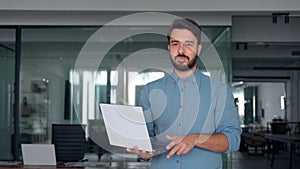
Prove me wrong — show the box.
[0,161,150,169]
[265,134,300,169]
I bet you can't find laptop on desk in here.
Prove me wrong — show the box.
[21,144,57,166]
[99,103,167,153]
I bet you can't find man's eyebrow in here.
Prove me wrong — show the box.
[170,40,195,44]
[185,40,195,44]
[170,40,179,43]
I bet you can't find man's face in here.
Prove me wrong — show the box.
[168,28,202,72]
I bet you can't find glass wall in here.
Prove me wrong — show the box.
[0,28,15,160]
[20,27,99,144]
[0,26,231,163]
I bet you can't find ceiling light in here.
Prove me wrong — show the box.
[272,12,290,24]
[285,15,289,24]
[236,43,239,50]
[272,15,277,23]
[244,43,248,50]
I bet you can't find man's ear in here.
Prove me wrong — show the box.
[168,44,170,51]
[197,44,202,56]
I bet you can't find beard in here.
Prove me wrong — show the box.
[170,54,197,71]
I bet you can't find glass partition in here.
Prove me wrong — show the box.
[0,25,231,165]
[0,28,15,160]
[20,27,100,144]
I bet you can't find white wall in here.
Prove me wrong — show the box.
[258,83,285,126]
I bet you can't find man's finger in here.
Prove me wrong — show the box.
[166,135,175,141]
[166,144,181,159]
[176,144,187,155]
[166,135,180,150]
[126,147,132,152]
[166,140,177,150]
[126,146,141,154]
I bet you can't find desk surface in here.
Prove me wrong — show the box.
[264,134,300,144]
[0,161,150,169]
[265,133,300,169]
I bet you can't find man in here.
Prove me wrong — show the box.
[127,18,241,169]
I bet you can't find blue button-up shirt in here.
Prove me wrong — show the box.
[139,69,241,169]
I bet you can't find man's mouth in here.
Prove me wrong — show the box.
[175,55,189,62]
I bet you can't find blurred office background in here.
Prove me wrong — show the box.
[0,1,299,168]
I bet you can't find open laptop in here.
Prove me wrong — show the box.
[21,144,57,166]
[100,103,167,153]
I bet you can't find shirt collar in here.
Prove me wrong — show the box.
[171,69,201,84]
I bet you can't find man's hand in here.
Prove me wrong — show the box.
[165,133,229,159]
[165,134,199,159]
[126,146,154,160]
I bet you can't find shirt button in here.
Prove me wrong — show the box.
[181,88,184,92]
[176,160,180,163]
[179,105,182,109]
[178,123,181,127]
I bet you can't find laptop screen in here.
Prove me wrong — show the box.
[100,103,153,151]
[21,144,57,166]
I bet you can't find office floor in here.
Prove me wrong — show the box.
[85,150,300,169]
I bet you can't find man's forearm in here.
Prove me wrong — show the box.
[194,133,229,152]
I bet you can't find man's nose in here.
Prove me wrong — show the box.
[178,43,185,55]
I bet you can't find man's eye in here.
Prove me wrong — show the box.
[171,43,178,46]
[186,43,193,47]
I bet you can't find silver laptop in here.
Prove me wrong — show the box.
[100,103,167,153]
[21,144,57,166]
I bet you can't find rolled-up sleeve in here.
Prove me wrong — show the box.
[216,87,242,152]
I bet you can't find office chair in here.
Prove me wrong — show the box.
[52,124,86,162]
[242,129,267,155]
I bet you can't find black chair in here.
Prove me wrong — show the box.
[52,124,86,162]
[242,130,267,155]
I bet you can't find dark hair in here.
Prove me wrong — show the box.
[167,18,202,44]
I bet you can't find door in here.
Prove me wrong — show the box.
[244,86,258,124]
